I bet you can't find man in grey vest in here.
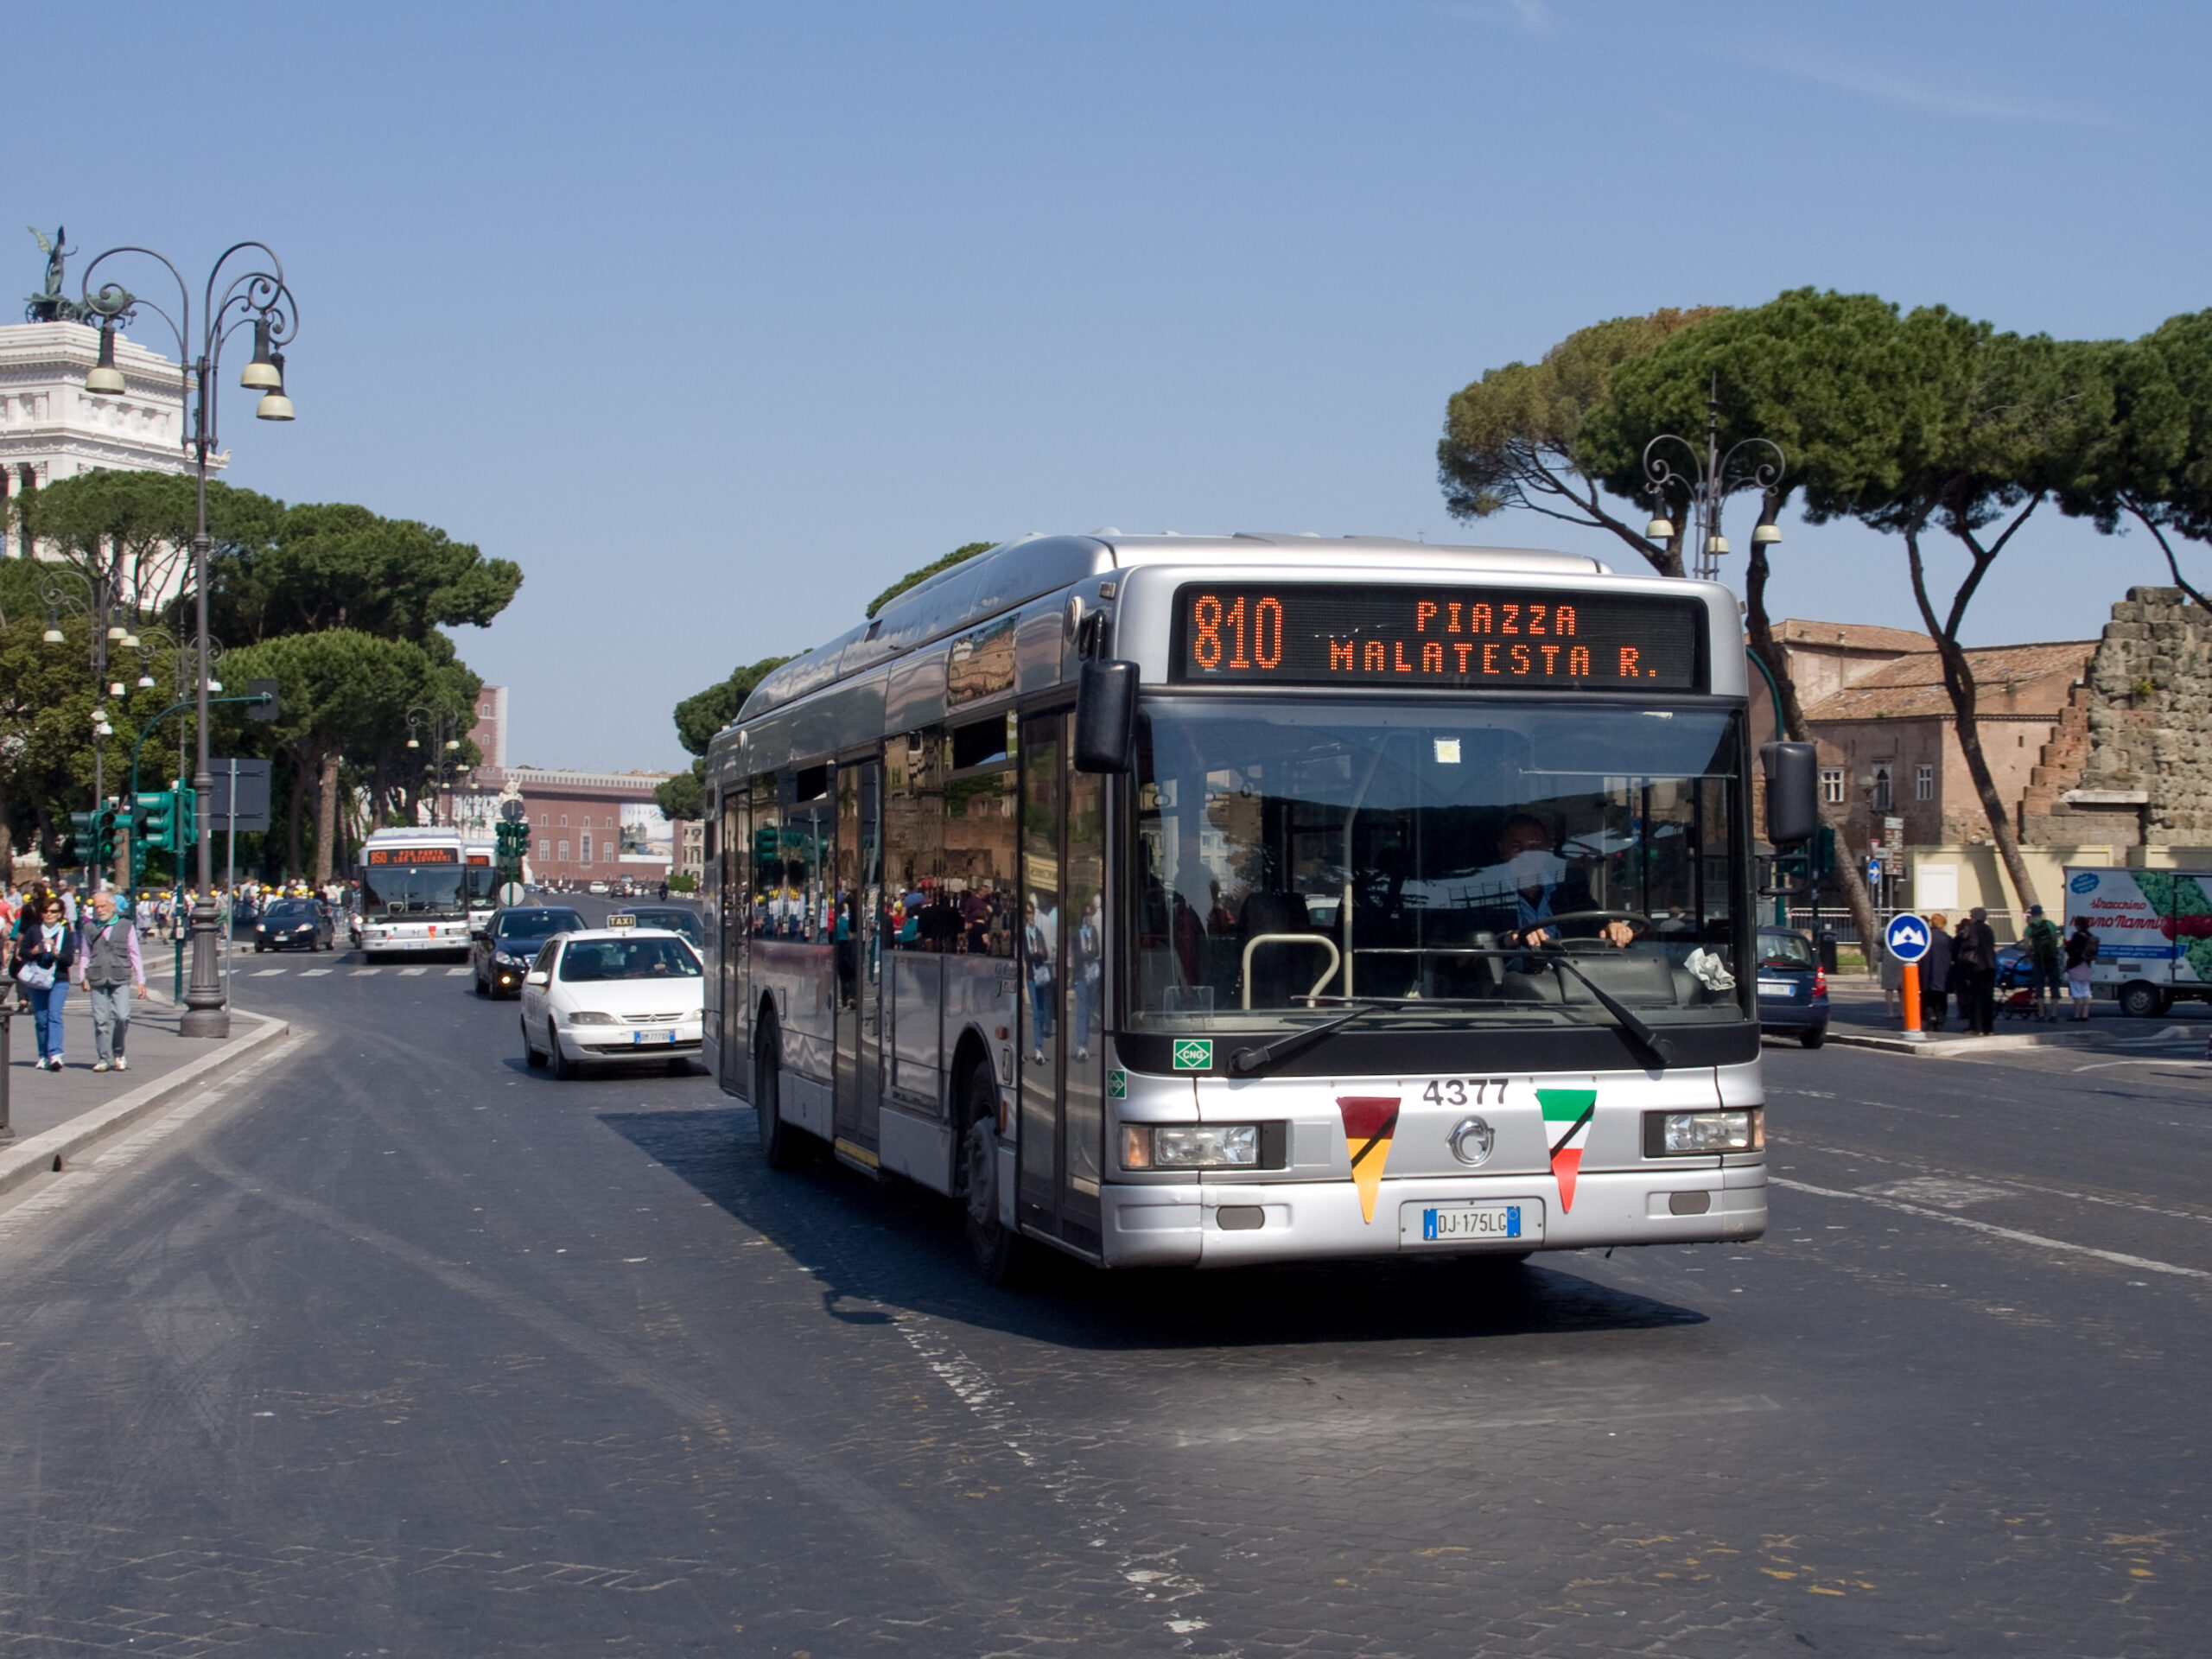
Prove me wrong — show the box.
[76,889,146,1073]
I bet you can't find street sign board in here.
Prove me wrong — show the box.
[207,759,272,833]
[1884,912,1933,963]
[500,798,525,823]
[496,881,527,907]
[1866,859,1882,880]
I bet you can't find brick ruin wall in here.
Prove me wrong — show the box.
[2023,586,2212,846]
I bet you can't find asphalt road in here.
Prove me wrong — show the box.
[0,918,2206,1656]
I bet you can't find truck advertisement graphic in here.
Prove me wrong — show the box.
[2063,867,2212,1011]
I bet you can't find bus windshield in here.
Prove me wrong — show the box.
[361,866,467,916]
[466,864,499,907]
[1130,697,1749,1033]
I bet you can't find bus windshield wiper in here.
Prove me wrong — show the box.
[1535,948,1676,1069]
[1229,1003,1390,1077]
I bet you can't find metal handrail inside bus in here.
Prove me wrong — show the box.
[1239,934,1342,1009]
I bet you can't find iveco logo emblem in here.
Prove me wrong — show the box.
[1447,1116,1495,1167]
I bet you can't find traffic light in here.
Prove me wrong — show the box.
[1814,824,1837,880]
[137,790,175,852]
[68,810,99,863]
[134,785,195,855]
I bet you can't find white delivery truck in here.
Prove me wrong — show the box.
[2061,866,2212,1018]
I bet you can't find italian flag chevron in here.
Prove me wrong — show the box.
[1537,1088,1596,1213]
[1336,1096,1401,1224]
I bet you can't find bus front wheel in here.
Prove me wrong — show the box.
[960,1063,1025,1287]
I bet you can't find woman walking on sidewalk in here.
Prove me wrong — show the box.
[76,889,145,1073]
[10,893,77,1070]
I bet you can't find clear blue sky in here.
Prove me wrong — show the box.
[35,1,2212,769]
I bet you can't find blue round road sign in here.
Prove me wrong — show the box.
[1884,912,1932,963]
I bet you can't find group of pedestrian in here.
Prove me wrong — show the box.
[1891,904,2099,1034]
[7,880,148,1073]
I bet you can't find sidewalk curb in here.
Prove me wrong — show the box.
[0,1012,291,1198]
[1825,1028,2097,1058]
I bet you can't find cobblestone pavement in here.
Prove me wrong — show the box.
[0,964,2204,1656]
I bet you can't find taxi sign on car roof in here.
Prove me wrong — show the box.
[607,912,637,927]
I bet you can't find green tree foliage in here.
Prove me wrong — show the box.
[1586,289,2115,917]
[867,541,997,618]
[2061,313,2212,607]
[13,473,285,627]
[211,501,523,645]
[213,630,479,877]
[656,656,793,821]
[1439,311,1722,576]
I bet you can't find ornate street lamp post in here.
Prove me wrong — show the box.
[73,241,301,1039]
[406,707,464,826]
[1641,375,1786,582]
[36,567,122,830]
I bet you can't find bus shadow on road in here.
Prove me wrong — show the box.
[597,1106,1707,1350]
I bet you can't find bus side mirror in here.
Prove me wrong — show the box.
[1762,741,1820,846]
[1074,659,1137,774]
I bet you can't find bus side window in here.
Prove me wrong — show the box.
[944,766,1016,958]
[750,774,779,939]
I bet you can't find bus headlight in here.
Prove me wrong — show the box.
[1646,1108,1763,1156]
[1122,1123,1258,1170]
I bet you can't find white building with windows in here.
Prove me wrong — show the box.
[0,320,219,603]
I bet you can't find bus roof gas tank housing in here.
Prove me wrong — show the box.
[731,532,1745,731]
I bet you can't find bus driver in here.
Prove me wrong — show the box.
[1485,812,1634,950]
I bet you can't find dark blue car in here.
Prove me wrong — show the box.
[1757,925,1829,1048]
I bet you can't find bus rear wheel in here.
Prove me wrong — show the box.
[960,1061,1025,1287]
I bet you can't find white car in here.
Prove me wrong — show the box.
[588,880,609,895]
[518,928,705,1078]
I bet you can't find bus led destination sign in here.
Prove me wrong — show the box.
[365,846,461,866]
[1173,583,1703,691]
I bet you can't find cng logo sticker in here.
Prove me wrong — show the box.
[1172,1039,1213,1071]
[1107,1069,1128,1099]
[2070,871,2100,893]
[1537,1087,1596,1213]
[1337,1096,1401,1224]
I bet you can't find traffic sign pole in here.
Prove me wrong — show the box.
[1884,912,1933,1044]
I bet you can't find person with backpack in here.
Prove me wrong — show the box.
[2022,904,2064,1022]
[1955,906,1999,1035]
[2064,916,2100,1022]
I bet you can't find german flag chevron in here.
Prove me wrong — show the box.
[1537,1088,1596,1213]
[1337,1096,1401,1224]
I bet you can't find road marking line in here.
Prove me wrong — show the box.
[398,968,428,976]
[445,967,471,976]
[1770,1176,2208,1279]
[251,968,286,976]
[350,969,380,977]
[1777,1135,2212,1229]
[301,969,331,977]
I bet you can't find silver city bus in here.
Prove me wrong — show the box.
[356,827,474,961]
[702,534,1814,1281]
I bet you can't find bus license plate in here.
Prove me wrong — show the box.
[632,1029,675,1046]
[1402,1201,1542,1246]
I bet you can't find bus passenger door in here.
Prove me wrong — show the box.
[719,786,750,1096]
[1017,709,1102,1250]
[835,759,884,1156]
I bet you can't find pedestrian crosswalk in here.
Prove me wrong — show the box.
[234,963,480,981]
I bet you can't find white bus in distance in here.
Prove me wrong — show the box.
[465,841,499,938]
[356,827,474,961]
[702,531,1819,1282]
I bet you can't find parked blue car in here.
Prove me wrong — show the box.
[1757,925,1830,1048]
